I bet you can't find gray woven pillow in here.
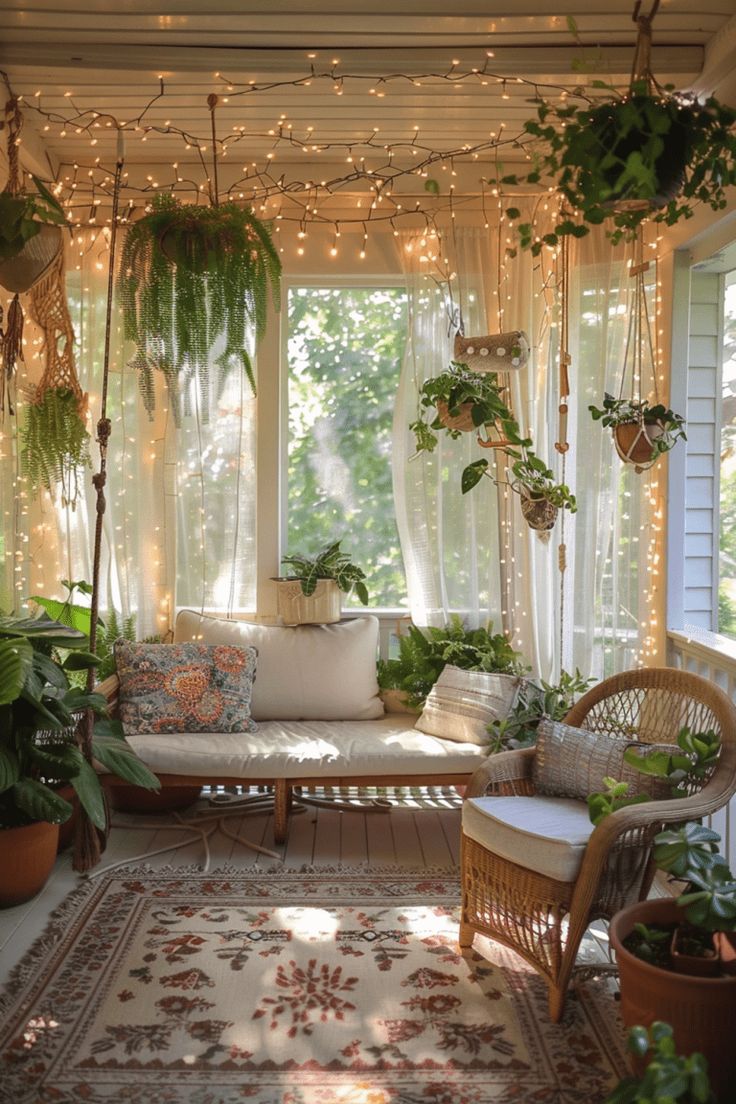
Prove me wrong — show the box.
[532,717,676,801]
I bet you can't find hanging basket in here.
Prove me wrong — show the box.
[0,224,63,294]
[613,419,664,471]
[453,330,529,373]
[436,400,477,432]
[520,489,558,532]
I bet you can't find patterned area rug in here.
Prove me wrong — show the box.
[0,867,626,1103]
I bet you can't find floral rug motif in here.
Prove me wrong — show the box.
[0,866,626,1103]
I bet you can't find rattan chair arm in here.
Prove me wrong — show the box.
[465,748,536,798]
[96,673,120,713]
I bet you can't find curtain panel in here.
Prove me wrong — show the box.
[392,217,659,681]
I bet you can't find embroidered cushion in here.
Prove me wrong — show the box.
[115,641,258,735]
[414,665,522,746]
[532,717,676,801]
[173,612,384,721]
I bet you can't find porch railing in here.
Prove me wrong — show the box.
[668,627,736,869]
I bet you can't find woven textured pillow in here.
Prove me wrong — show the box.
[115,641,258,735]
[532,717,676,801]
[414,665,522,746]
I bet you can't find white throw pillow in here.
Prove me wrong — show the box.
[174,611,384,721]
[414,665,521,745]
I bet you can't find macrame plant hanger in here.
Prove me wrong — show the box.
[74,132,125,873]
[615,229,659,473]
[554,234,572,666]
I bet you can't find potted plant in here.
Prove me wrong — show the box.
[0,175,67,293]
[609,822,736,1099]
[0,613,160,905]
[274,540,370,626]
[462,445,577,530]
[410,362,516,450]
[377,616,524,710]
[501,82,736,253]
[589,394,686,470]
[118,192,281,423]
[486,667,593,752]
[605,1022,715,1104]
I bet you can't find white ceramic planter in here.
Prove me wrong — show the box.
[274,577,341,626]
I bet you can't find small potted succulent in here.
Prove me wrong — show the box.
[605,1022,715,1104]
[589,394,686,471]
[410,362,516,449]
[274,540,369,626]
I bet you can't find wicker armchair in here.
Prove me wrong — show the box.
[459,667,736,1022]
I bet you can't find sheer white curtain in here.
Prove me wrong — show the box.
[3,229,257,634]
[393,215,658,680]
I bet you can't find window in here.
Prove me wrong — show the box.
[719,271,736,638]
[286,285,409,608]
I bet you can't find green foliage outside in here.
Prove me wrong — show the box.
[287,286,409,608]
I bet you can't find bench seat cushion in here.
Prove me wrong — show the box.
[123,716,486,780]
[462,795,594,883]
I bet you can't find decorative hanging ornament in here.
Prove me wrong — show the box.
[453,329,530,373]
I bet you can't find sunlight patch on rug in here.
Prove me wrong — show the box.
[0,866,626,1103]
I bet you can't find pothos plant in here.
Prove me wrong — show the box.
[118,193,281,424]
[501,80,736,254]
[589,394,686,463]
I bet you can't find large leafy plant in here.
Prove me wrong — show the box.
[0,176,66,261]
[0,613,159,830]
[377,616,525,708]
[280,540,369,605]
[118,193,281,423]
[501,82,736,253]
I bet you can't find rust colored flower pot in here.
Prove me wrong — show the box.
[380,689,421,716]
[437,400,476,433]
[613,421,664,468]
[0,821,60,908]
[610,898,736,1100]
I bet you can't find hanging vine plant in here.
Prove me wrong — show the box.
[500,4,736,254]
[118,192,281,423]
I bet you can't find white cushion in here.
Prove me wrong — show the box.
[462,795,594,883]
[123,716,486,779]
[174,612,384,721]
[415,665,521,745]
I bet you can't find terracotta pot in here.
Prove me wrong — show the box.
[613,421,664,467]
[610,898,736,1100]
[380,689,421,716]
[273,577,342,626]
[520,491,558,532]
[106,784,202,814]
[436,400,476,433]
[0,821,60,908]
[56,784,80,853]
[0,224,63,294]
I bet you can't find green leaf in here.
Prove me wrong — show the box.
[0,745,20,792]
[61,650,101,671]
[11,778,73,824]
[92,734,160,791]
[0,636,34,705]
[424,178,440,196]
[461,459,488,494]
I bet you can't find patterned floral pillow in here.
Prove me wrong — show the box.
[115,641,258,735]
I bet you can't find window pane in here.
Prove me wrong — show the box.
[719,272,736,638]
[287,286,409,608]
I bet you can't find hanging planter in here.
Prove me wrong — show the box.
[119,192,281,424]
[519,488,559,533]
[411,361,517,455]
[499,5,736,253]
[590,396,686,474]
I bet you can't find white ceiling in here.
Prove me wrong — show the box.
[1,1,734,206]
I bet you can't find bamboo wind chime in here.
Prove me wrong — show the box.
[74,132,125,873]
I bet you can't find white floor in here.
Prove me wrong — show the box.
[0,786,462,988]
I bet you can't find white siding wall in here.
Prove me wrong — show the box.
[682,270,724,630]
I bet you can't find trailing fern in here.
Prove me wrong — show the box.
[20,387,90,507]
[118,194,281,423]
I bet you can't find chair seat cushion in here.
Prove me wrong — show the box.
[462,795,595,883]
[123,716,487,779]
